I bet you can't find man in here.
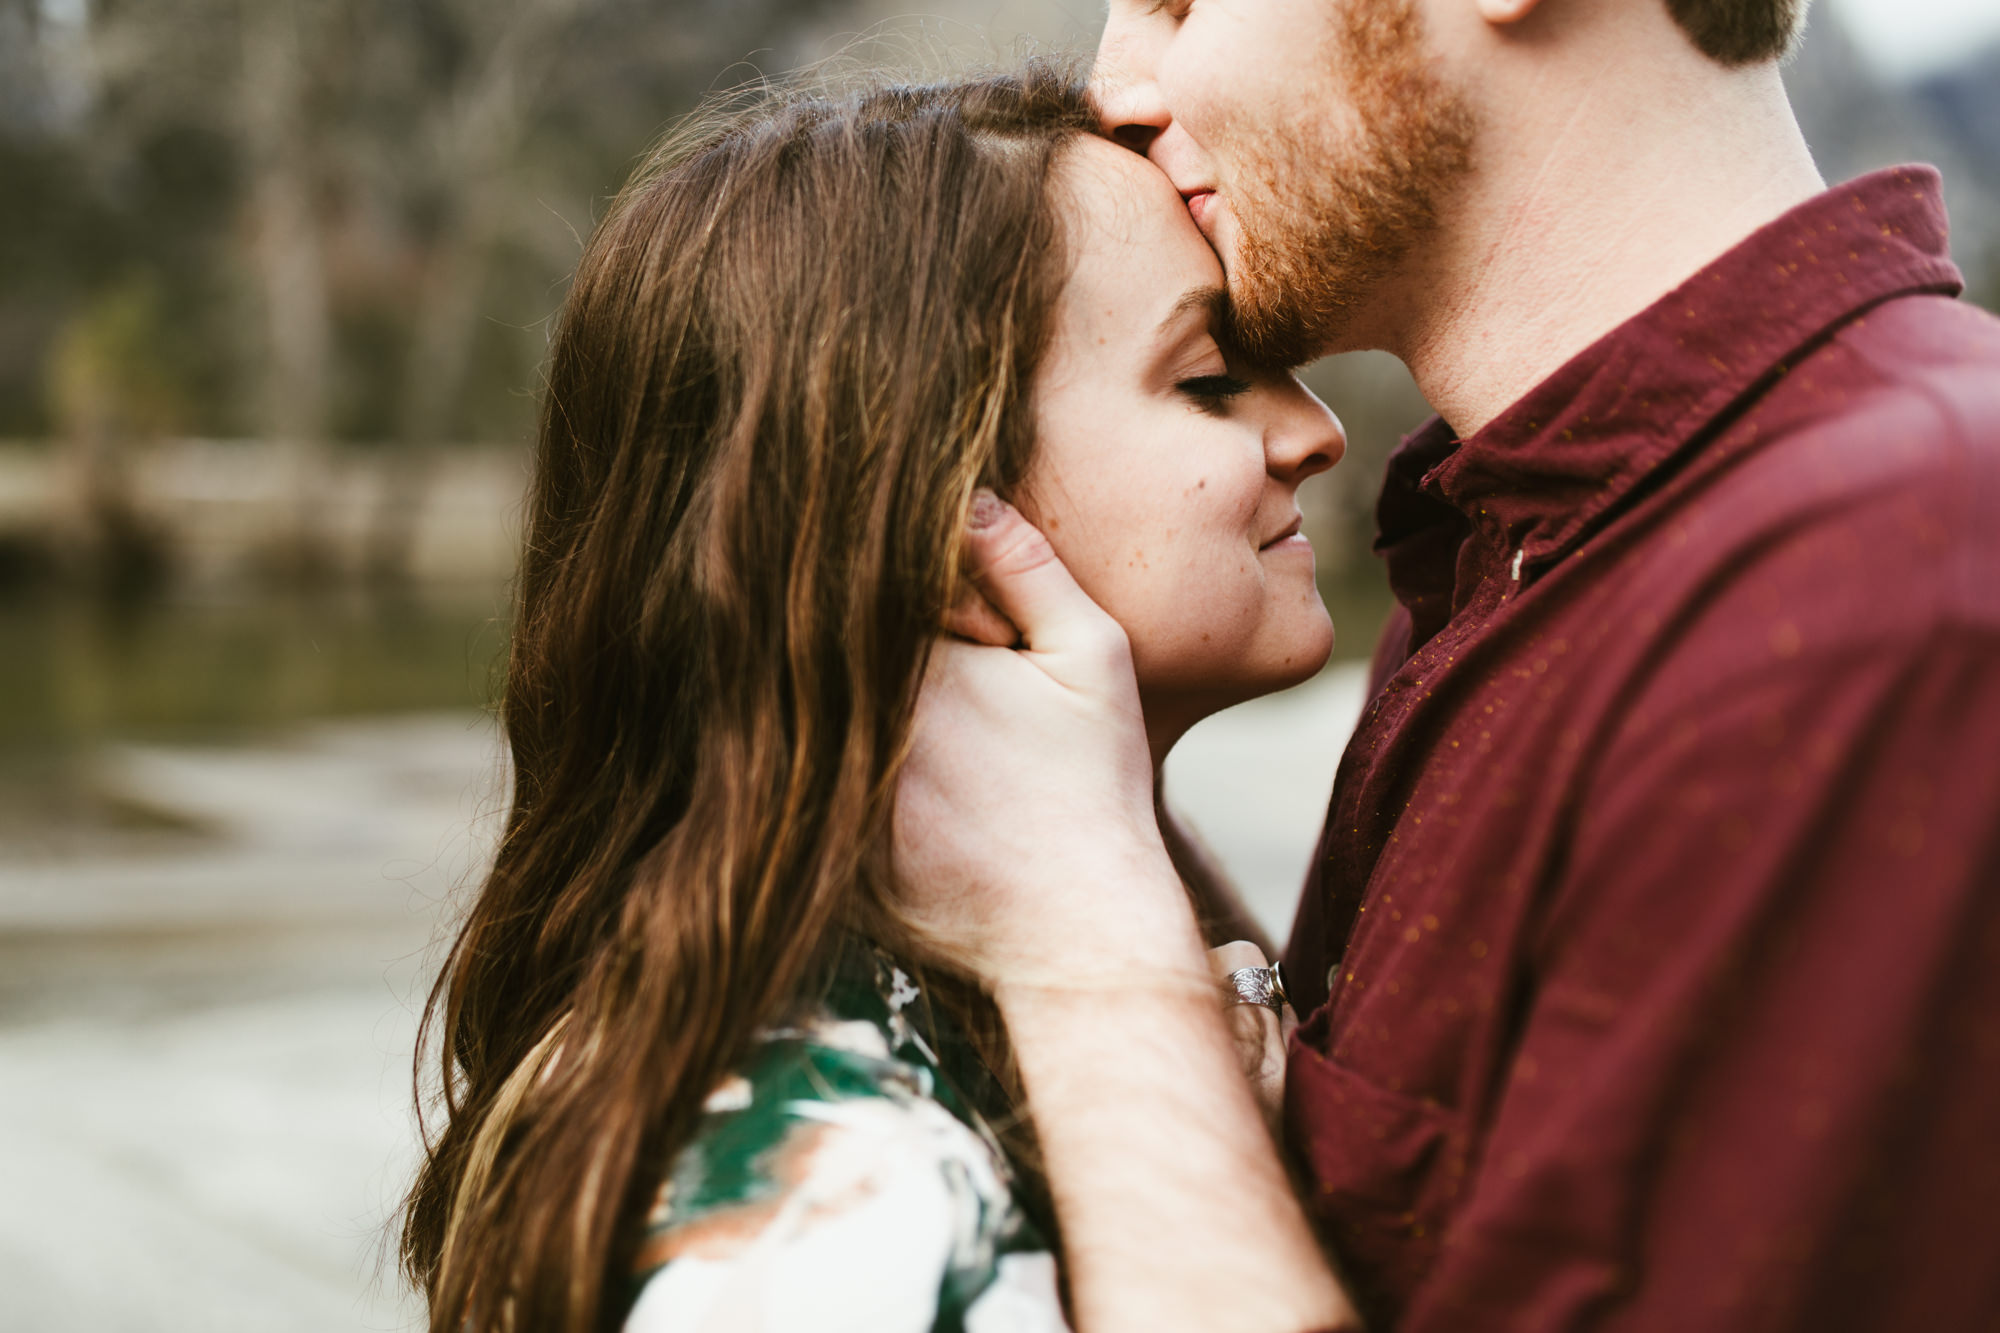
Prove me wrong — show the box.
[893,0,2000,1329]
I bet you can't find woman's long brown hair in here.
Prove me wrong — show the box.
[400,65,1093,1333]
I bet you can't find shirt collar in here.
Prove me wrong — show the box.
[1381,166,1964,580]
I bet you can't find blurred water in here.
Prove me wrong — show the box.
[0,588,1372,1330]
[0,592,504,1332]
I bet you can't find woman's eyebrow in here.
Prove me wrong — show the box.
[1154,284,1231,349]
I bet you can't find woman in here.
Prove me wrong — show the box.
[402,62,1343,1333]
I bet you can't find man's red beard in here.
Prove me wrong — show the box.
[1227,0,1476,366]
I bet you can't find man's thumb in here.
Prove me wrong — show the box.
[964,490,1114,655]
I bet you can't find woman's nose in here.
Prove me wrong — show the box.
[1266,379,1347,484]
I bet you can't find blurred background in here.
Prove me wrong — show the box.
[1,0,1995,1327]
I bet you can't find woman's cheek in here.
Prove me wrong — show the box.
[1031,503,1130,623]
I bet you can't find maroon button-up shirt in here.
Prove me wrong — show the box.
[1283,166,2000,1331]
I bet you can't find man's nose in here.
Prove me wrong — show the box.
[1091,24,1171,156]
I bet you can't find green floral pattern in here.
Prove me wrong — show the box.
[624,948,1067,1332]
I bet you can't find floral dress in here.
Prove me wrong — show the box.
[623,946,1069,1332]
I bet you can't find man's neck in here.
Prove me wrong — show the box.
[1368,54,1825,439]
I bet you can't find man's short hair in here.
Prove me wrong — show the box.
[1665,0,1809,65]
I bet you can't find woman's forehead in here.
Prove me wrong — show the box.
[1053,137,1225,326]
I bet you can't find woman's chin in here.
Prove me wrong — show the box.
[1252,649,1335,703]
[1139,618,1338,752]
[1255,608,1337,695]
[1294,610,1338,679]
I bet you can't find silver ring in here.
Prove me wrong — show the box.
[1225,961,1289,1013]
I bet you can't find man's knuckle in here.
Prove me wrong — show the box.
[998,529,1059,577]
[1083,620,1132,672]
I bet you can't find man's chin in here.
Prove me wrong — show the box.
[1200,206,1282,348]
[1199,199,1333,366]
[1229,274,1345,369]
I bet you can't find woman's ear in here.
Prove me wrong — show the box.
[1476,0,1544,24]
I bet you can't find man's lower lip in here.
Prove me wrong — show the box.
[1186,191,1216,227]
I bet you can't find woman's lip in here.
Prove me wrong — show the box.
[1259,518,1305,551]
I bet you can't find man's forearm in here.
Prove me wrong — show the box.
[996,883,1356,1333]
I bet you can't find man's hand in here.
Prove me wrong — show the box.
[895,491,1203,992]
[1210,941,1297,1139]
[895,493,1356,1333]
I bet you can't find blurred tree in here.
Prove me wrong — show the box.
[47,274,191,441]
[362,0,657,582]
[44,273,190,590]
[239,0,337,574]
[2,0,853,584]
[11,0,1983,595]
[328,0,860,580]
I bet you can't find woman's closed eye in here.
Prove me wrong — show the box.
[1175,372,1253,415]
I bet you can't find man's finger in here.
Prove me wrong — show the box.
[964,490,1118,656]
[942,585,1019,646]
[1207,940,1268,982]
[1209,942,1281,1047]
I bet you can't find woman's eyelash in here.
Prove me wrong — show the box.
[1175,374,1253,410]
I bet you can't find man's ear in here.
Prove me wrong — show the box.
[1477,0,1544,23]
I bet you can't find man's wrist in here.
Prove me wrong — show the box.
[984,844,1208,1001]
[989,903,1358,1333]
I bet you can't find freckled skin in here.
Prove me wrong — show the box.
[1024,138,1348,748]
